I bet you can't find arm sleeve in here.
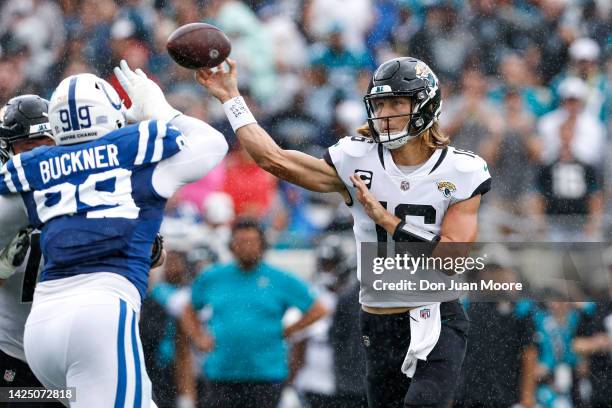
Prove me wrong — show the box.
[0,194,28,249]
[152,115,229,198]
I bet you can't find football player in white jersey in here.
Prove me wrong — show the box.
[0,62,228,407]
[197,56,491,407]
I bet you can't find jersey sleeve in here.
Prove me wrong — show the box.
[451,150,492,203]
[324,136,376,204]
[127,120,186,167]
[324,140,345,177]
[0,168,11,195]
[151,115,228,198]
[325,136,374,176]
[0,154,32,194]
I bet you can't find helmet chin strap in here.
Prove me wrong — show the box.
[375,118,417,150]
[384,134,413,150]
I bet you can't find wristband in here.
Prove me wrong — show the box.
[223,96,257,132]
[393,222,440,257]
[393,221,440,243]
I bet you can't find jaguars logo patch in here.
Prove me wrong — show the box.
[437,181,456,198]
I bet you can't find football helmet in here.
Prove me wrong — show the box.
[48,73,126,145]
[0,94,52,155]
[315,235,349,289]
[364,57,442,149]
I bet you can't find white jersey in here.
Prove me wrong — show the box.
[0,233,40,362]
[0,195,36,362]
[325,136,491,307]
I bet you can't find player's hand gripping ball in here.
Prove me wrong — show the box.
[166,23,231,69]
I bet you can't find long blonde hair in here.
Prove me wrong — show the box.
[356,121,449,149]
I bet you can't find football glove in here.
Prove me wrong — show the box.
[113,60,181,123]
[0,229,31,279]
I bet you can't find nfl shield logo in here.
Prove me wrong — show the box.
[400,180,410,191]
[4,369,15,382]
[420,308,430,319]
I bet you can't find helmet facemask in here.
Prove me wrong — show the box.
[365,89,438,150]
[364,57,442,150]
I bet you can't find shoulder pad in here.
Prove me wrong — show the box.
[449,147,488,173]
[332,136,377,158]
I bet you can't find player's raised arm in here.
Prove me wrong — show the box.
[114,60,229,197]
[195,59,345,194]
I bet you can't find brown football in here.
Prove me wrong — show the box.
[166,23,231,69]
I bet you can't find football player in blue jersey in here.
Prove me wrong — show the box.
[0,61,229,407]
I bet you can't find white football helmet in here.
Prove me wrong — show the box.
[48,73,126,145]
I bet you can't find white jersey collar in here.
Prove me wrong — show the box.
[381,146,446,179]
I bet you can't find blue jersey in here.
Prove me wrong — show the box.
[0,120,186,299]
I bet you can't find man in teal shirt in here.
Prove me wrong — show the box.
[186,219,326,408]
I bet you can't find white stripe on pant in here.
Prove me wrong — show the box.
[24,291,152,407]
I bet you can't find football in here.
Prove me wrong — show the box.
[166,23,231,69]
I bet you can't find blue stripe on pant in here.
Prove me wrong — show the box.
[115,300,127,408]
[131,309,142,408]
[114,300,143,408]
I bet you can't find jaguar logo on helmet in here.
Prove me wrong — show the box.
[415,61,431,79]
[415,61,438,89]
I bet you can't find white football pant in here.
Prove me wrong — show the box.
[24,285,152,407]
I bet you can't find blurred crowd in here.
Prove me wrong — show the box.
[1,0,611,244]
[1,0,612,407]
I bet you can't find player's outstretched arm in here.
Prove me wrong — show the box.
[195,59,345,194]
[114,60,229,197]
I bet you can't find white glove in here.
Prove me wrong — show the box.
[0,229,30,279]
[113,60,181,123]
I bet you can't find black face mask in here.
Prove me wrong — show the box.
[0,146,9,164]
